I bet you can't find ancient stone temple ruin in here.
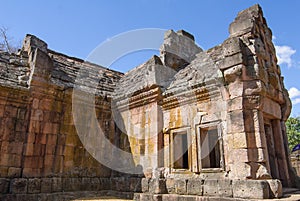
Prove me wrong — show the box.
[0,4,298,201]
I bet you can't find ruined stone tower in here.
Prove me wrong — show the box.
[0,4,297,200]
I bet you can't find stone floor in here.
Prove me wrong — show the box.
[72,188,300,201]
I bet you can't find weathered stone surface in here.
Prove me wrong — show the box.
[232,180,269,199]
[40,178,52,193]
[267,179,283,198]
[10,178,28,194]
[0,3,295,200]
[0,178,10,194]
[141,178,150,193]
[149,179,167,194]
[28,178,41,194]
[187,179,203,196]
[51,177,62,192]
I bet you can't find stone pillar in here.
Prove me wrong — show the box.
[272,119,291,186]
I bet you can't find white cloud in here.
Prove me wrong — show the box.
[275,45,296,67]
[293,98,300,105]
[289,87,300,105]
[289,87,300,99]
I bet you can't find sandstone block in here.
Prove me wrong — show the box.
[267,179,282,198]
[174,179,187,195]
[229,18,254,36]
[149,178,167,194]
[27,178,41,194]
[166,178,175,194]
[219,53,245,70]
[51,177,62,192]
[203,179,219,197]
[90,177,100,191]
[222,37,243,57]
[35,133,47,144]
[232,179,269,199]
[187,179,203,195]
[8,167,21,178]
[22,168,42,177]
[226,110,244,134]
[218,179,233,197]
[0,153,22,167]
[99,178,111,190]
[24,156,44,168]
[0,178,10,194]
[0,167,8,177]
[41,178,52,193]
[141,178,150,192]
[4,105,18,117]
[47,134,58,145]
[129,177,142,192]
[30,109,43,121]
[10,178,28,194]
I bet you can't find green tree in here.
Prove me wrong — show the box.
[286,117,300,152]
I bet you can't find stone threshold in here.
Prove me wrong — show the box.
[134,190,300,201]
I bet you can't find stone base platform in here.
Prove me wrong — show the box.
[141,178,283,200]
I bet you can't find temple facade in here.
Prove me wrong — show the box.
[0,4,298,200]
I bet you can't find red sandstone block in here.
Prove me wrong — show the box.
[0,154,21,167]
[17,108,27,120]
[44,155,54,167]
[63,146,74,156]
[35,134,47,144]
[24,143,45,156]
[56,145,64,155]
[43,111,61,123]
[9,142,24,155]
[27,133,36,143]
[22,168,42,178]
[39,99,53,111]
[53,156,64,174]
[8,167,21,178]
[24,156,44,168]
[0,141,9,153]
[45,144,56,155]
[42,122,59,134]
[32,98,39,109]
[63,113,74,124]
[57,135,66,145]
[0,167,8,177]
[4,105,18,117]
[28,121,40,133]
[0,104,5,117]
[60,124,76,135]
[15,131,26,142]
[24,143,34,156]
[30,109,43,121]
[64,155,74,168]
[42,122,52,134]
[47,134,57,145]
[15,120,26,132]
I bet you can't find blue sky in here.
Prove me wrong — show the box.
[1,1,300,116]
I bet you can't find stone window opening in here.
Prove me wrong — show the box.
[197,123,224,171]
[170,128,191,171]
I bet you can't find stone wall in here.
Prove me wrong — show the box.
[0,34,140,200]
[0,4,297,201]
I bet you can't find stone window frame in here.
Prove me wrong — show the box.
[169,127,192,173]
[196,121,225,172]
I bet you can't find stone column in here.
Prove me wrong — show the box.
[272,119,291,186]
